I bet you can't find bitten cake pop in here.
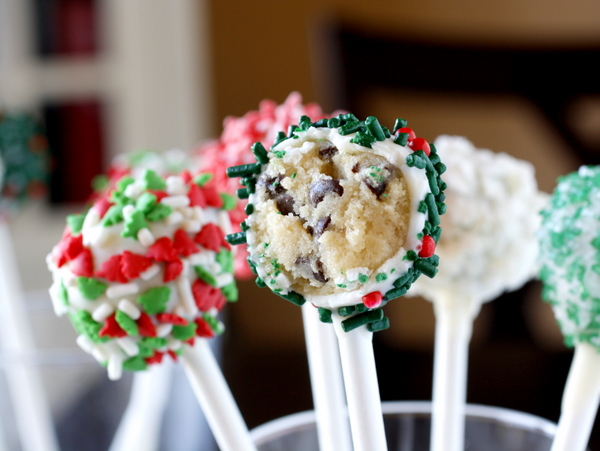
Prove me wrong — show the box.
[48,169,255,451]
[227,114,446,451]
[539,165,600,451]
[407,135,547,451]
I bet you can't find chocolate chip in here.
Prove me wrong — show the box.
[363,165,394,199]
[318,141,338,160]
[313,216,331,238]
[259,175,285,198]
[276,194,296,216]
[313,259,329,283]
[294,256,329,283]
[309,179,343,206]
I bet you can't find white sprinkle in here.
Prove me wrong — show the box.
[91,347,108,364]
[116,337,139,357]
[190,206,203,222]
[82,209,101,229]
[156,324,173,337]
[107,354,124,380]
[188,251,213,266]
[165,211,184,225]
[173,305,187,317]
[140,264,160,281]
[161,195,190,208]
[218,211,233,235]
[106,282,139,299]
[122,204,136,221]
[76,334,96,353]
[182,219,201,233]
[118,299,141,319]
[166,176,187,196]
[215,273,234,288]
[167,337,181,350]
[92,302,115,322]
[89,227,113,247]
[124,180,145,199]
[138,228,155,247]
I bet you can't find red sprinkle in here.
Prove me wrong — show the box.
[156,312,188,325]
[146,351,164,364]
[121,251,153,279]
[99,314,127,338]
[398,127,416,140]
[163,258,183,282]
[70,248,95,277]
[96,255,128,283]
[167,350,178,361]
[180,171,192,183]
[173,229,200,256]
[56,233,84,267]
[188,183,207,208]
[202,186,223,208]
[362,291,383,309]
[93,197,113,219]
[195,318,215,338]
[147,237,178,262]
[192,279,226,311]
[194,223,224,253]
[408,137,431,156]
[148,190,169,202]
[137,312,157,337]
[184,337,195,346]
[418,235,436,258]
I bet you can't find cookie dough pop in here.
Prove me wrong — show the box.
[538,166,600,451]
[408,136,547,451]
[47,169,256,451]
[227,114,446,451]
[0,113,58,451]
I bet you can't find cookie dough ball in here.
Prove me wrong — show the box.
[47,170,237,379]
[227,114,446,331]
[539,165,600,349]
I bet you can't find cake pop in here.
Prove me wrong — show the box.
[47,169,255,451]
[539,165,600,451]
[408,135,547,451]
[227,114,445,451]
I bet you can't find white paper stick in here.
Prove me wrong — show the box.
[430,293,476,451]
[0,222,59,451]
[109,363,174,451]
[332,312,388,451]
[551,342,600,451]
[301,303,352,451]
[181,338,256,451]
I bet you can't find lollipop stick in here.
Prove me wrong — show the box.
[551,342,600,451]
[0,222,59,451]
[332,312,388,451]
[181,338,256,451]
[301,303,352,451]
[109,363,174,451]
[430,293,475,451]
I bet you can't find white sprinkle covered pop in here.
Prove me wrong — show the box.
[47,170,237,380]
[227,114,446,332]
[409,135,547,304]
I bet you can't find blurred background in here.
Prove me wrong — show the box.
[2,0,600,449]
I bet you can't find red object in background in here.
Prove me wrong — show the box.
[44,100,105,203]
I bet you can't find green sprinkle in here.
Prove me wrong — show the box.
[77,277,107,300]
[172,322,197,341]
[221,282,238,302]
[92,174,109,192]
[69,311,106,343]
[272,131,287,148]
[245,203,254,215]
[273,150,286,159]
[394,133,410,147]
[274,291,306,306]
[102,205,124,227]
[414,258,438,278]
[138,287,171,314]
[393,118,408,132]
[195,173,213,186]
[384,286,408,301]
[116,310,139,336]
[123,355,147,372]
[291,172,297,179]
[358,274,369,284]
[337,284,348,288]
[143,170,166,190]
[338,306,356,317]
[251,142,269,164]
[350,131,376,148]
[226,163,262,179]
[58,280,69,306]
[376,273,388,282]
[225,232,247,245]
[122,210,147,239]
[255,277,266,288]
[66,214,85,234]
[318,308,333,323]
[339,121,363,136]
[195,265,218,286]
[365,116,386,141]
[135,192,157,214]
[327,117,341,128]
[216,250,234,274]
[116,176,135,193]
[425,193,440,226]
[237,188,249,199]
[367,317,390,332]
[146,203,172,222]
[341,309,384,332]
[404,250,418,261]
[220,193,237,211]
